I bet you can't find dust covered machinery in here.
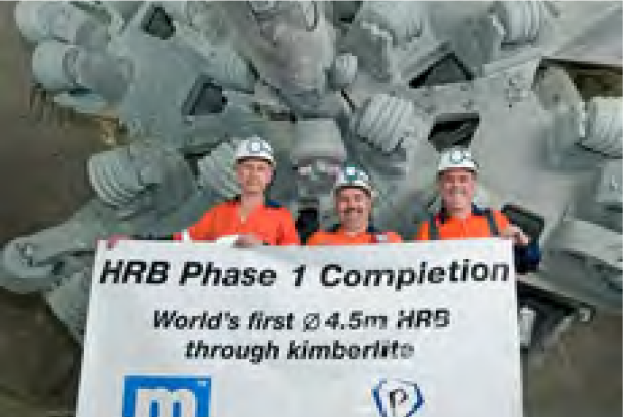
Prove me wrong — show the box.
[3,1,622,357]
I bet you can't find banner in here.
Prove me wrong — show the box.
[77,239,522,417]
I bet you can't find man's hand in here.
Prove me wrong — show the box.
[105,235,131,249]
[234,234,265,248]
[502,225,530,246]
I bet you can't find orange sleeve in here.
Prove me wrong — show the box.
[493,210,510,234]
[414,221,430,241]
[387,232,403,243]
[305,231,324,246]
[174,206,218,241]
[277,209,301,245]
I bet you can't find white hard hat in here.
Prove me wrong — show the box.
[437,147,478,173]
[234,136,275,166]
[333,165,373,196]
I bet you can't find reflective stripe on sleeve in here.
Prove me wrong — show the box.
[181,230,192,242]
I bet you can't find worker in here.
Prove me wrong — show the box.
[307,165,402,245]
[107,136,300,248]
[173,136,300,247]
[415,147,539,273]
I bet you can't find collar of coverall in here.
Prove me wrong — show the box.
[329,223,379,234]
[230,195,282,209]
[437,203,486,224]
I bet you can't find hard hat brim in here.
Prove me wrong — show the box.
[235,155,275,166]
[437,163,478,173]
[333,184,374,197]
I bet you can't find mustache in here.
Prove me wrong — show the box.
[341,207,363,215]
[245,177,263,184]
[448,187,467,196]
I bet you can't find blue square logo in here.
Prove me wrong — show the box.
[122,375,211,417]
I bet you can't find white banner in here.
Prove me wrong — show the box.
[77,239,522,417]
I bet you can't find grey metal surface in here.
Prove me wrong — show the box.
[0,1,622,415]
[4,0,623,342]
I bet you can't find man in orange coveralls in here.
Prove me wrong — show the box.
[112,136,300,248]
[307,165,402,245]
[415,146,539,273]
[173,135,300,247]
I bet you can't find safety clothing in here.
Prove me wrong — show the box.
[174,197,300,245]
[307,224,402,246]
[416,205,507,240]
[333,165,373,196]
[437,147,478,173]
[415,204,540,273]
[235,136,275,166]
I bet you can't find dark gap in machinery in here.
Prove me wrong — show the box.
[182,76,228,117]
[141,5,175,40]
[427,114,480,151]
[409,54,473,89]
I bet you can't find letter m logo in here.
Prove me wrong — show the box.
[122,376,211,417]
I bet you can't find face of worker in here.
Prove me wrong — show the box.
[236,158,274,195]
[438,168,476,213]
[335,187,372,230]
